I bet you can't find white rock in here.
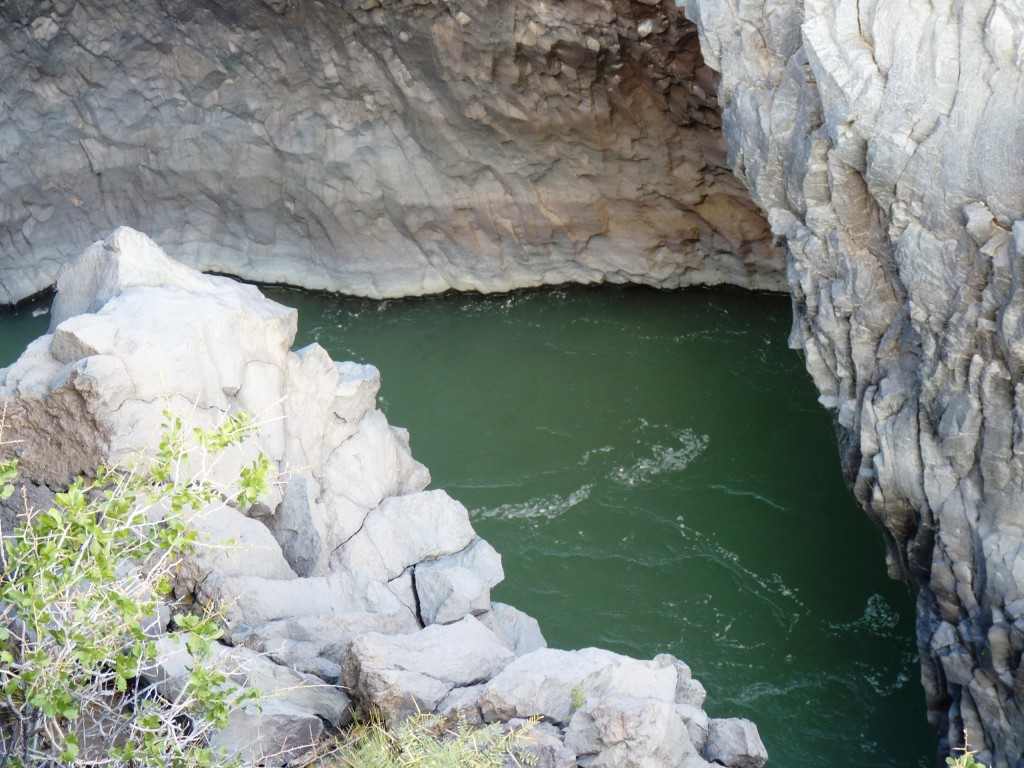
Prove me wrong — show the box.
[197,570,406,631]
[332,489,476,582]
[565,696,697,767]
[177,503,297,589]
[264,475,329,577]
[344,616,515,725]
[145,637,349,766]
[479,648,680,726]
[320,409,430,514]
[478,602,547,656]
[702,718,768,768]
[415,538,504,625]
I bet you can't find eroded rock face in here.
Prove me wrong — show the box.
[686,1,1024,764]
[0,0,782,305]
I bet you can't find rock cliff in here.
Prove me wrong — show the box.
[0,0,782,305]
[685,0,1024,764]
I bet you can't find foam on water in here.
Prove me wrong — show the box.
[612,433,709,486]
[826,593,902,638]
[472,484,593,521]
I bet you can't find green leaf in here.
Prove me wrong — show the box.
[60,733,80,762]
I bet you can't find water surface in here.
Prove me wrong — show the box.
[265,284,936,768]
[0,298,50,374]
[0,286,936,766]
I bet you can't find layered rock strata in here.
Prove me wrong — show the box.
[0,0,782,305]
[0,227,768,767]
[685,1,1024,764]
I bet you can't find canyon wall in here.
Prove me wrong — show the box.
[7,0,1024,763]
[0,0,781,305]
[685,0,1024,764]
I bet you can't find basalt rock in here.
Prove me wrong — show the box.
[0,0,782,306]
[685,0,1024,764]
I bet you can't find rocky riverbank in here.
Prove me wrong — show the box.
[0,227,768,767]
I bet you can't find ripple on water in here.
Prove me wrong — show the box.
[825,593,902,639]
[611,428,709,487]
[675,516,807,631]
[471,484,593,521]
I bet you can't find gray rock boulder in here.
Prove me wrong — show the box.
[506,719,578,768]
[343,616,516,725]
[195,571,412,635]
[702,718,768,768]
[146,636,349,766]
[331,490,477,583]
[480,647,684,726]
[564,696,704,768]
[262,474,329,577]
[415,538,505,625]
[479,602,547,656]
[176,503,298,590]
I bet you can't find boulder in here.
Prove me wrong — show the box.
[479,647,680,726]
[701,718,768,768]
[196,571,410,633]
[506,719,577,768]
[415,538,505,625]
[281,346,381,473]
[343,616,516,725]
[176,503,297,590]
[320,410,430,518]
[331,489,477,582]
[479,602,547,656]
[261,474,328,577]
[146,636,349,766]
[565,696,699,768]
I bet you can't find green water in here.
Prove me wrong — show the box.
[0,299,51,372]
[265,284,937,767]
[0,286,937,766]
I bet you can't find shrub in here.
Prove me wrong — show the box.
[0,406,271,768]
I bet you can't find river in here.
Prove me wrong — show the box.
[1,285,936,766]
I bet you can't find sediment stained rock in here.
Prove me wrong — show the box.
[685,0,1024,763]
[0,0,782,304]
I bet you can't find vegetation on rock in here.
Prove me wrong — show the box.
[318,711,537,768]
[0,406,269,767]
